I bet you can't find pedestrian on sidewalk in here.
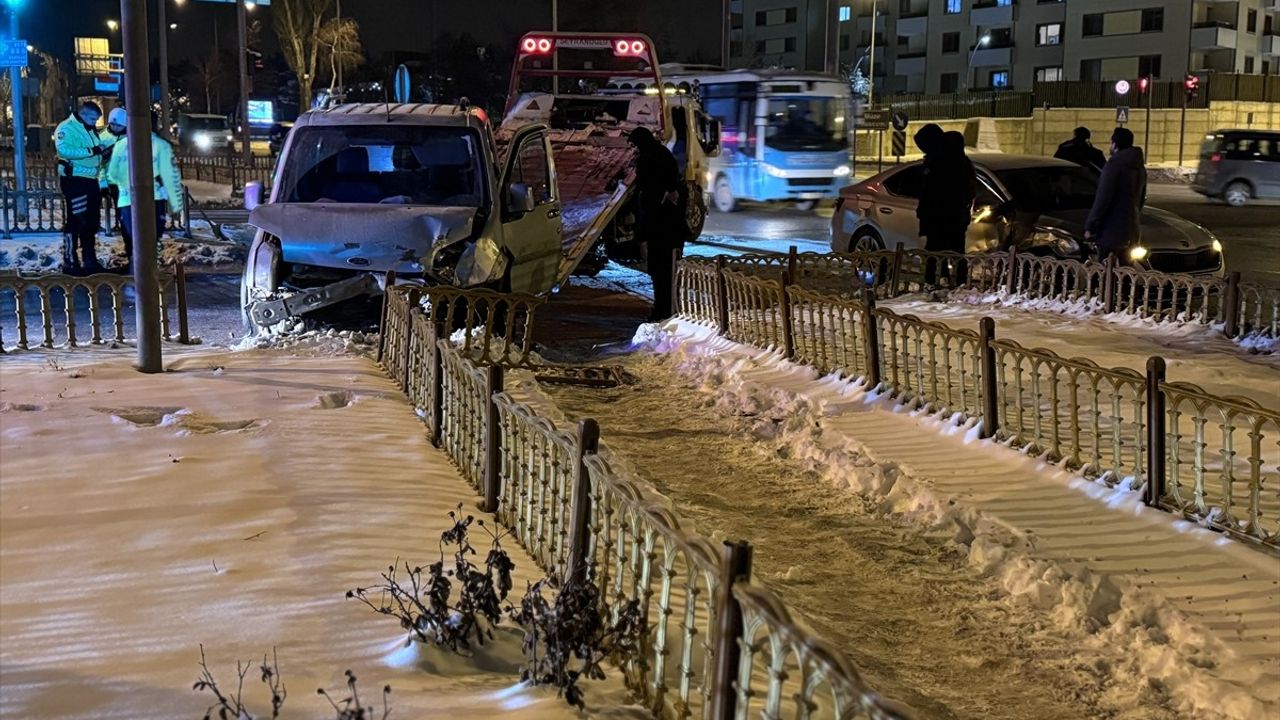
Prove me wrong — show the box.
[105,111,184,274]
[54,101,108,273]
[914,123,976,287]
[628,126,686,321]
[1054,127,1107,173]
[1085,127,1147,264]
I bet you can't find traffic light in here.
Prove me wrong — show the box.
[1138,76,1150,94]
[1184,74,1200,99]
[246,48,264,75]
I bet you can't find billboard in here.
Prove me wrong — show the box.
[247,100,273,126]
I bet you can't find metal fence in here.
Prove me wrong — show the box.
[675,252,1280,551]
[1,185,192,238]
[0,264,191,351]
[2,152,273,193]
[375,285,906,720]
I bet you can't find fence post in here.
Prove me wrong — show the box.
[481,364,504,513]
[402,288,421,392]
[1144,356,1167,508]
[890,242,905,297]
[715,255,730,335]
[376,269,396,364]
[1004,246,1018,294]
[1102,254,1117,314]
[430,318,446,447]
[786,244,798,279]
[1222,270,1242,339]
[779,271,795,359]
[567,418,601,583]
[979,317,998,439]
[709,540,753,720]
[862,286,881,389]
[181,186,193,239]
[174,262,190,344]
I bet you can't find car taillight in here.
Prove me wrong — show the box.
[1211,153,1222,164]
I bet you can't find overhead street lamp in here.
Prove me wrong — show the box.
[966,32,991,90]
[106,18,119,31]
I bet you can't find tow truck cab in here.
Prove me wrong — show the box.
[240,103,562,330]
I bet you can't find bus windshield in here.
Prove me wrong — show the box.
[764,97,847,152]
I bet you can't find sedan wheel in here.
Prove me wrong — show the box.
[1224,182,1251,207]
[850,229,884,253]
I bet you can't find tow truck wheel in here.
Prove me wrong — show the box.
[712,175,737,213]
[686,184,708,239]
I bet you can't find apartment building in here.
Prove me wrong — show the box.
[727,0,1280,92]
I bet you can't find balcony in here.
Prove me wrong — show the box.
[1192,22,1238,50]
[1264,34,1280,56]
[971,2,1016,27]
[1266,0,1280,13]
[970,45,1013,67]
[897,14,928,36]
[895,52,927,77]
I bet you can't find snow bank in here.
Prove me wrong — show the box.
[0,234,245,274]
[233,323,379,356]
[635,319,1280,719]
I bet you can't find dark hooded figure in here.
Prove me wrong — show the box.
[628,126,686,320]
[1085,127,1147,261]
[914,123,976,286]
[1054,127,1107,172]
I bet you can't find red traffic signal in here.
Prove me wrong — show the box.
[1137,76,1149,93]
[1184,74,1200,92]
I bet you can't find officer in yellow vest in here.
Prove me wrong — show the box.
[54,101,108,273]
[106,111,184,273]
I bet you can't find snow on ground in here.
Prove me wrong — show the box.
[0,231,246,274]
[0,348,644,719]
[530,320,1279,719]
[659,321,1280,718]
[886,291,1280,404]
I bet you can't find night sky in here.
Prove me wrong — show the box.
[26,0,723,66]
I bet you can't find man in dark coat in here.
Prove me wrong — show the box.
[1085,127,1147,263]
[1054,127,1107,172]
[914,123,976,286]
[628,126,686,321]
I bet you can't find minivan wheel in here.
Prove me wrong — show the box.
[1224,182,1251,207]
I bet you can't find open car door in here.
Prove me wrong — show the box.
[498,123,562,294]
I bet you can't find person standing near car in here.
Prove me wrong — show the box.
[101,108,128,234]
[1054,127,1107,172]
[54,101,108,273]
[1085,127,1146,263]
[628,126,686,321]
[914,123,976,286]
[106,111,184,273]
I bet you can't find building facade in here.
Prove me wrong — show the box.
[727,0,1280,92]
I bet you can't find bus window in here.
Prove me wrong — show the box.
[763,97,847,152]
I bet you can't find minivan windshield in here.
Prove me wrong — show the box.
[276,125,488,207]
[995,165,1099,212]
[183,116,228,131]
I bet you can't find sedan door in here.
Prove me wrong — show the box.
[872,165,926,249]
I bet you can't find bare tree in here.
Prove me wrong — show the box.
[274,0,335,110]
[190,48,227,113]
[319,17,364,92]
[31,51,69,126]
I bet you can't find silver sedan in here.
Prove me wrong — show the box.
[831,154,1224,275]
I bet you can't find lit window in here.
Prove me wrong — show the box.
[1035,66,1064,82]
[945,0,962,14]
[1036,23,1062,46]
[991,70,1010,88]
[839,5,851,22]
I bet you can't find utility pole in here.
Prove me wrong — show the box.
[121,0,163,373]
[868,0,877,106]
[335,0,342,89]
[236,0,251,165]
[551,0,559,95]
[157,0,171,136]
[8,1,27,221]
[722,0,729,68]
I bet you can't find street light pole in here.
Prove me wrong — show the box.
[121,0,163,373]
[551,0,558,95]
[236,0,251,165]
[8,3,27,219]
[868,0,877,106]
[157,0,171,136]
[966,31,990,90]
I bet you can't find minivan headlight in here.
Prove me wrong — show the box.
[1129,246,1150,261]
[1212,238,1223,253]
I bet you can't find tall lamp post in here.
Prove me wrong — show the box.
[966,32,991,90]
[867,0,879,106]
[6,0,26,218]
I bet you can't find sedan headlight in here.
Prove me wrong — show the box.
[1029,227,1080,257]
[1129,246,1150,261]
[763,164,787,178]
[833,164,851,177]
[1212,238,1223,253]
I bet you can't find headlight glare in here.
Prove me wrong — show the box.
[1129,246,1150,261]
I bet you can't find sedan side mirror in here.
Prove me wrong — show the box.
[244,181,264,212]
[506,182,536,216]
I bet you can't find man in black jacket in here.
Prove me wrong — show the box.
[914,123,976,286]
[1085,127,1147,262]
[629,127,686,321]
[1054,127,1107,172]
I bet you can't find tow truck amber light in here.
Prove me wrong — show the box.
[613,38,647,56]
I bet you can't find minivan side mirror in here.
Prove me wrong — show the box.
[706,118,722,155]
[244,181,264,212]
[506,183,536,216]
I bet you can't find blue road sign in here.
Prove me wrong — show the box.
[0,40,27,69]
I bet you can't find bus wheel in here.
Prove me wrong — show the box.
[795,200,818,211]
[713,175,737,213]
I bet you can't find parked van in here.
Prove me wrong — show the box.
[1192,129,1280,206]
